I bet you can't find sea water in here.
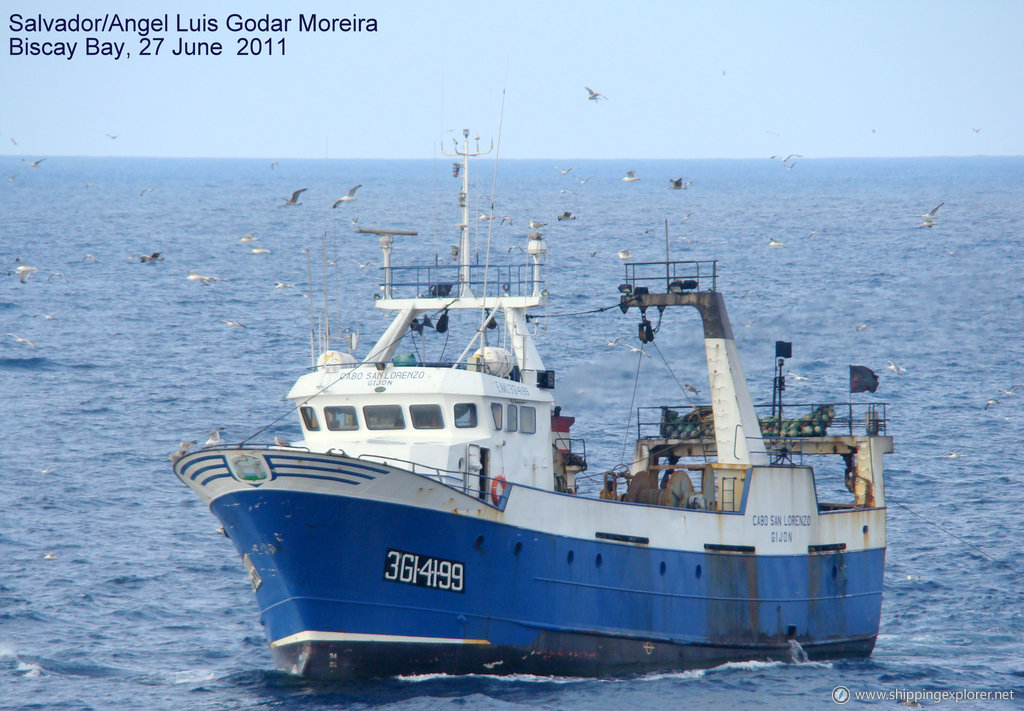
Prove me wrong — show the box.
[1,155,1022,709]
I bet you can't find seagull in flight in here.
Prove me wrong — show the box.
[603,336,625,347]
[7,333,39,348]
[332,184,362,207]
[787,370,810,382]
[138,252,163,263]
[22,158,46,168]
[684,383,701,396]
[106,133,118,139]
[916,201,944,228]
[9,258,37,283]
[886,360,905,376]
[617,249,632,261]
[283,188,308,206]
[621,343,652,358]
[205,427,224,446]
[555,166,574,175]
[585,86,606,101]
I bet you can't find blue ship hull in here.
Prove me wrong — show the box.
[211,487,883,679]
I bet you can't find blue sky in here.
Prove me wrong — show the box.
[2,1,1022,159]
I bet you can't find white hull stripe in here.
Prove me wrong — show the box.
[270,630,491,648]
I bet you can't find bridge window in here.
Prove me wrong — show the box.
[300,406,320,431]
[411,404,445,429]
[521,406,536,434]
[363,405,406,430]
[454,403,477,428]
[324,405,359,431]
[506,404,518,432]
[490,402,503,430]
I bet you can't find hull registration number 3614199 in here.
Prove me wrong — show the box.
[383,548,465,593]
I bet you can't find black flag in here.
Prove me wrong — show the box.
[850,365,879,393]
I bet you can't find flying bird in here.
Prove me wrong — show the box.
[106,133,118,139]
[585,86,606,101]
[669,178,693,190]
[787,370,810,382]
[555,166,574,175]
[621,343,652,358]
[9,258,37,283]
[46,272,69,283]
[617,249,632,261]
[22,158,46,168]
[886,360,905,376]
[283,188,308,206]
[916,202,944,228]
[8,333,39,348]
[138,252,163,263]
[221,320,247,328]
[332,184,362,206]
[205,427,224,446]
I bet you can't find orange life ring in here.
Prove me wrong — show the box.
[490,475,508,505]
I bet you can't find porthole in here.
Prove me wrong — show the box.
[595,553,603,568]
[567,550,574,564]
[695,564,702,579]
[660,561,666,576]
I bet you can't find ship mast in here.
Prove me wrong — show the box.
[442,129,493,298]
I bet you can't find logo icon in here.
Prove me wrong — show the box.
[832,686,850,704]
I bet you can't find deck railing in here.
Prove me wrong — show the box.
[638,401,889,441]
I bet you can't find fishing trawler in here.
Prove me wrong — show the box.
[173,131,892,679]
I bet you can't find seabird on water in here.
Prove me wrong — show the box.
[621,171,640,182]
[186,272,224,285]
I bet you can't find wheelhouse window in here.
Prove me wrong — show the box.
[410,404,444,429]
[300,406,320,431]
[506,404,518,432]
[454,402,477,428]
[324,405,359,431]
[363,405,406,430]
[490,402,503,430]
[520,406,537,434]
